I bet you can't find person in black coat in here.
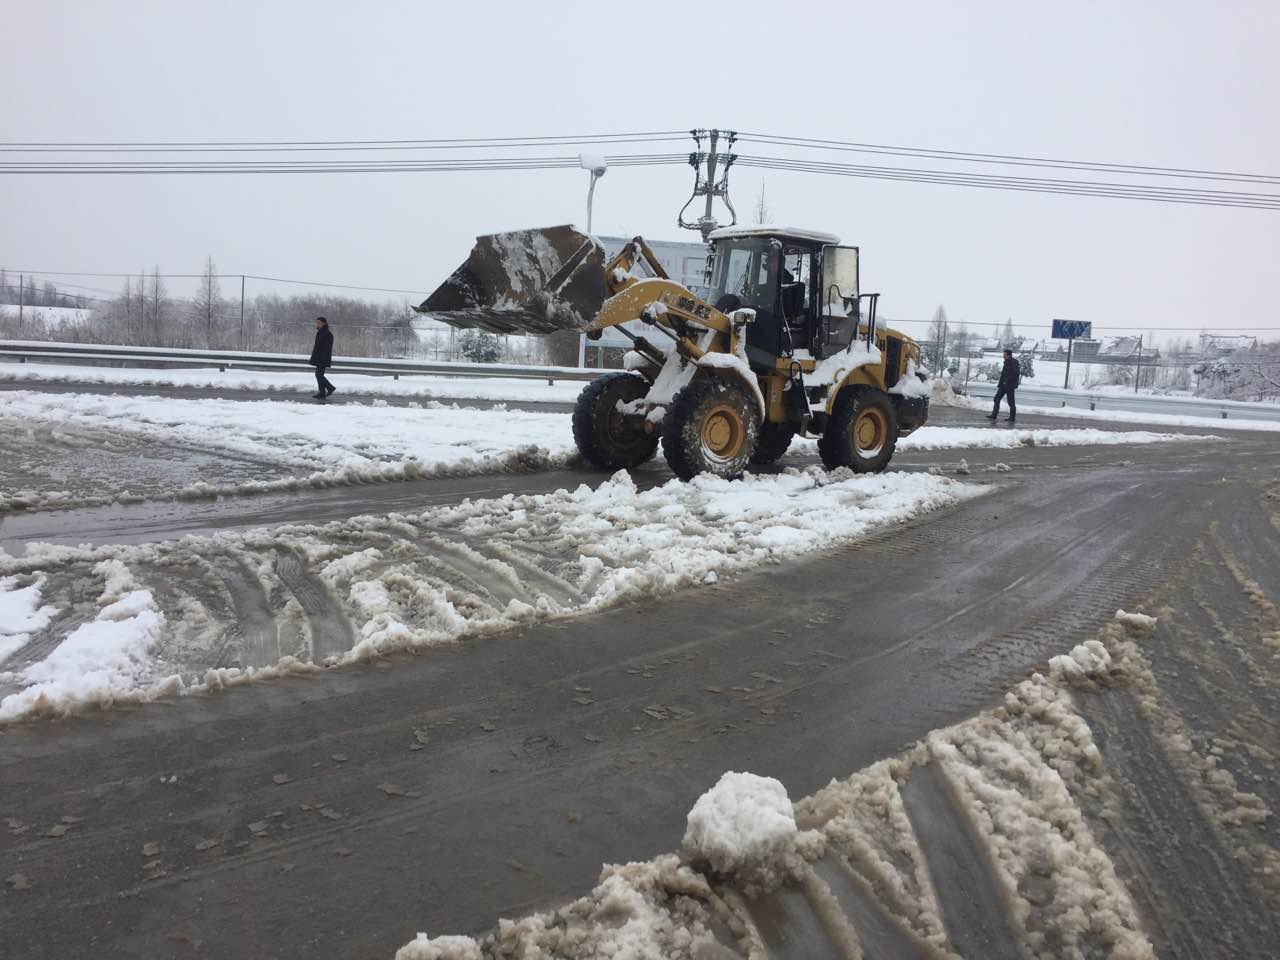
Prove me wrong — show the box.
[310,316,335,400]
[986,348,1019,423]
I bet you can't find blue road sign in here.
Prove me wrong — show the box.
[1052,319,1092,340]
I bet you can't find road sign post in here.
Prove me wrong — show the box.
[1051,319,1092,390]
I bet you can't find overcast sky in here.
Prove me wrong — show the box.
[2,0,1277,343]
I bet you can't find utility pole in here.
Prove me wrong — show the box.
[702,129,720,238]
[1134,334,1143,393]
[239,275,246,350]
[679,129,738,241]
[17,274,23,325]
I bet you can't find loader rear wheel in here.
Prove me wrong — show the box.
[662,377,760,480]
[572,372,658,470]
[750,422,795,465]
[820,388,898,473]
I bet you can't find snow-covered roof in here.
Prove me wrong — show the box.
[707,225,841,245]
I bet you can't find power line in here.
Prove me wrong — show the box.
[6,268,427,296]
[0,130,688,148]
[737,156,1280,210]
[0,154,688,175]
[738,132,1280,186]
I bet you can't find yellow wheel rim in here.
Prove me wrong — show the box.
[853,407,887,453]
[701,403,745,461]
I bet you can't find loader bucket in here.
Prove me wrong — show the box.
[416,225,607,335]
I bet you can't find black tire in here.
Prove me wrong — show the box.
[819,388,898,473]
[750,422,795,465]
[572,372,659,470]
[661,377,760,480]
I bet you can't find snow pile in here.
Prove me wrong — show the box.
[897,425,1215,451]
[0,468,975,721]
[0,560,173,721]
[1113,609,1157,632]
[683,771,821,889]
[0,576,55,663]
[1049,639,1113,680]
[0,389,577,497]
[394,934,482,960]
[929,375,973,408]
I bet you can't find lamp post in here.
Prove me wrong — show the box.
[577,154,608,366]
[579,153,607,233]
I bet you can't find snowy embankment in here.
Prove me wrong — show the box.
[0,468,980,722]
[0,389,578,512]
[1,387,1215,513]
[0,360,585,404]
[396,612,1162,959]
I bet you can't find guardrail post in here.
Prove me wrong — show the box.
[1221,410,1227,419]
[548,378,555,386]
[394,373,399,380]
[1089,400,1096,411]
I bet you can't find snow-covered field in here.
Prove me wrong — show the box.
[0,468,980,722]
[0,306,92,327]
[0,360,586,403]
[397,612,1163,959]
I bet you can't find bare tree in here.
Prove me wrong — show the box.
[1000,318,1017,349]
[753,179,770,225]
[193,256,222,347]
[925,305,949,372]
[147,266,167,344]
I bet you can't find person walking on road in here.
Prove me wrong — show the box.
[310,316,335,400]
[987,348,1019,423]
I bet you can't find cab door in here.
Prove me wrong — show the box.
[815,245,860,359]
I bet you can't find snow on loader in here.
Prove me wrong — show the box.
[418,225,930,480]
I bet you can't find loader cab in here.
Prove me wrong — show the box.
[707,227,861,366]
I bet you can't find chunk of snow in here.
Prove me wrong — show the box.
[888,359,932,399]
[683,771,819,888]
[0,577,56,662]
[809,341,881,389]
[1114,609,1157,632]
[1049,639,1113,679]
[394,933,482,960]
[643,351,697,406]
[695,352,766,415]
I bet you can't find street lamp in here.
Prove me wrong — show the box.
[577,154,607,368]
[579,153,607,233]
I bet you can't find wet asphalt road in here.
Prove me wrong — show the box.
[1,388,1278,958]
[2,444,1276,956]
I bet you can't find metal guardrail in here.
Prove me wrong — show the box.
[0,339,606,385]
[965,381,1280,424]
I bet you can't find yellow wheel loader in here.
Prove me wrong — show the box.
[419,224,930,480]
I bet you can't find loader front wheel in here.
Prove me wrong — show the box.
[572,372,658,470]
[662,377,760,480]
[820,388,898,473]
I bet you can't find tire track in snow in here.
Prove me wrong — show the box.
[899,762,1023,960]
[211,555,279,669]
[274,552,352,662]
